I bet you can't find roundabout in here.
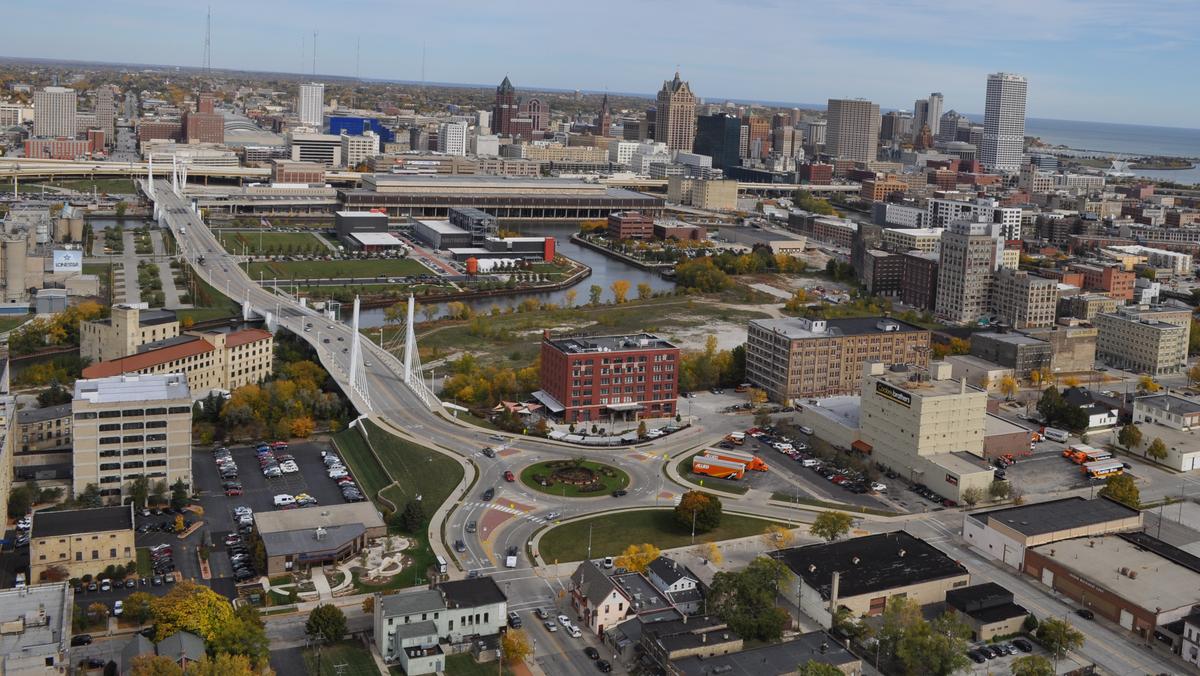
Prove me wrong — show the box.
[519,459,631,497]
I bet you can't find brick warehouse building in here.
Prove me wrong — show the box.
[535,332,679,424]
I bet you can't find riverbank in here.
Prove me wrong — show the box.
[570,233,677,271]
[353,260,592,309]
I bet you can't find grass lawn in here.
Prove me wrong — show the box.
[29,178,138,194]
[175,266,239,325]
[303,640,378,676]
[426,653,516,676]
[135,548,153,578]
[769,492,899,517]
[520,460,629,498]
[674,455,750,495]
[216,230,326,256]
[247,258,431,280]
[0,313,31,334]
[538,509,787,562]
[331,425,393,501]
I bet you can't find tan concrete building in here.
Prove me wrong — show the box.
[1063,292,1119,321]
[858,361,995,502]
[15,403,73,485]
[772,531,970,628]
[935,217,1003,325]
[1022,320,1098,374]
[882,227,942,254]
[29,505,135,582]
[991,267,1057,329]
[71,374,193,501]
[826,98,881,163]
[1096,305,1191,376]
[667,177,738,211]
[82,328,273,395]
[0,355,14,530]
[744,317,930,402]
[962,496,1142,569]
[80,304,180,363]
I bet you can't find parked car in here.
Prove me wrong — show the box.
[584,647,600,660]
[71,634,93,647]
[1076,608,1095,620]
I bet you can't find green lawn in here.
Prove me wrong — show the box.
[674,455,750,495]
[427,653,515,676]
[247,258,431,280]
[303,640,378,676]
[770,492,899,517]
[331,425,393,501]
[520,460,629,498]
[135,548,153,578]
[217,231,327,256]
[538,509,787,563]
[0,313,31,334]
[175,265,239,325]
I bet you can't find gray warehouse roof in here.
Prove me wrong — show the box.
[969,496,1140,535]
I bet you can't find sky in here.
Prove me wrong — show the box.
[6,0,1198,128]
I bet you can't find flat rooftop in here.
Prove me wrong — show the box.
[872,364,978,399]
[32,505,133,538]
[16,402,71,424]
[254,502,384,534]
[0,582,71,667]
[969,496,1141,536]
[335,210,387,218]
[260,523,364,558]
[1135,392,1200,416]
[546,333,676,354]
[415,219,466,234]
[884,227,944,238]
[771,531,966,600]
[348,232,404,246]
[750,316,926,341]
[1031,534,1200,613]
[803,395,862,429]
[73,373,190,404]
[986,413,1032,437]
[612,572,672,613]
[673,631,857,676]
[88,307,177,328]
[973,331,1049,346]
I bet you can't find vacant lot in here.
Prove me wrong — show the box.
[217,230,327,255]
[303,641,377,676]
[247,258,431,280]
[538,509,786,562]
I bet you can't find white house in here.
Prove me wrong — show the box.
[645,556,704,615]
[374,577,508,675]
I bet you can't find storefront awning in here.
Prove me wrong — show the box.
[605,402,644,412]
[852,440,873,454]
[530,390,566,413]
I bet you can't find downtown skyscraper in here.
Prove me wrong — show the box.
[297,82,325,128]
[33,86,77,138]
[980,73,1028,173]
[825,98,880,163]
[655,71,697,151]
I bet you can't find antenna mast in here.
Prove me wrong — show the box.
[203,6,212,74]
[421,41,426,87]
[312,31,318,75]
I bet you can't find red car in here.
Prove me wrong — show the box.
[503,470,515,482]
[224,486,243,496]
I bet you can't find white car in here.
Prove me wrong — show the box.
[328,468,349,479]
[16,517,31,531]
[233,506,252,516]
[870,482,887,492]
[280,461,300,474]
[801,458,820,467]
[113,600,124,616]
[567,626,582,638]
[645,428,663,438]
[273,494,296,507]
[558,614,571,627]
[798,426,814,436]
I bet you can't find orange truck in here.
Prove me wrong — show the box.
[725,432,746,445]
[706,448,770,472]
[1062,444,1111,465]
[692,455,746,480]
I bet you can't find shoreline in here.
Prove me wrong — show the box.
[569,233,676,271]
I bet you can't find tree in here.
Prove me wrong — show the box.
[876,596,924,664]
[1145,437,1168,462]
[305,603,347,643]
[1036,386,1064,425]
[1035,618,1085,663]
[980,374,992,391]
[169,479,189,511]
[1011,655,1055,676]
[610,279,631,303]
[615,543,661,573]
[809,511,854,542]
[1138,375,1161,393]
[707,556,791,641]
[961,487,983,507]
[87,601,110,622]
[747,388,768,406]
[1117,423,1143,451]
[182,653,256,676]
[588,284,603,305]
[362,596,374,614]
[129,476,150,509]
[7,487,31,519]
[115,201,128,218]
[761,524,793,549]
[501,628,534,664]
[130,654,183,676]
[1188,363,1200,385]
[989,480,1011,501]
[1061,375,1081,388]
[696,541,723,565]
[999,375,1018,400]
[674,491,722,533]
[37,382,73,406]
[1098,473,1140,508]
[123,591,155,624]
[565,289,577,307]
[149,580,235,642]
[637,420,648,438]
[797,660,844,676]
[209,604,270,670]
[636,282,653,300]
[895,612,971,676]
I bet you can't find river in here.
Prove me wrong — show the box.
[358,222,676,326]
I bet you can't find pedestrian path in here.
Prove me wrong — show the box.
[311,568,332,600]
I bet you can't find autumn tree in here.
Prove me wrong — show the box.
[989,480,1011,501]
[1098,473,1140,509]
[1061,375,1081,388]
[674,491,722,533]
[1117,423,1143,451]
[149,580,235,642]
[123,591,155,624]
[209,604,270,669]
[1011,655,1055,676]
[747,388,768,406]
[501,628,534,664]
[761,524,793,549]
[797,661,843,676]
[565,289,577,307]
[1138,375,1161,393]
[131,654,183,676]
[615,543,661,573]
[696,541,723,565]
[611,279,631,303]
[999,375,1018,400]
[636,282,653,300]
[182,653,256,676]
[1188,363,1200,385]
[1035,618,1085,664]
[809,511,854,542]
[588,284,603,305]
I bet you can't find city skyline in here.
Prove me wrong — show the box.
[2,0,1197,129]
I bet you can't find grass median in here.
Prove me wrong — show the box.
[537,509,788,562]
[520,460,629,498]
[673,454,750,495]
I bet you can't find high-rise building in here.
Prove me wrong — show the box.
[341,131,380,167]
[980,73,1028,173]
[520,97,548,131]
[744,115,771,160]
[772,126,801,159]
[297,82,324,127]
[183,92,224,144]
[912,99,929,138]
[927,92,944,137]
[493,76,518,136]
[33,86,77,138]
[595,93,611,137]
[437,121,467,156]
[990,268,1057,329]
[693,113,741,169]
[927,197,1023,240]
[825,98,880,163]
[805,120,827,153]
[937,110,968,144]
[654,71,697,152]
[935,217,1003,325]
[95,85,115,139]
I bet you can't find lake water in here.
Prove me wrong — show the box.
[357,222,676,327]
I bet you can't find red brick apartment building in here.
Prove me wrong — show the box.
[536,332,679,424]
[607,211,655,240]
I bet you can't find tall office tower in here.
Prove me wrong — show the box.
[912,98,929,138]
[926,92,944,137]
[437,121,467,156]
[880,111,905,142]
[595,93,611,137]
[475,110,492,135]
[520,97,548,131]
[655,71,697,151]
[493,76,518,136]
[980,72,1028,173]
[693,113,742,169]
[745,115,771,160]
[825,98,880,162]
[936,110,967,144]
[772,126,801,159]
[33,86,78,138]
[935,217,1003,325]
[789,108,803,127]
[805,120,827,153]
[297,82,325,127]
[95,86,115,138]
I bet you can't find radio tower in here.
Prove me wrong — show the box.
[312,31,318,75]
[202,6,212,74]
